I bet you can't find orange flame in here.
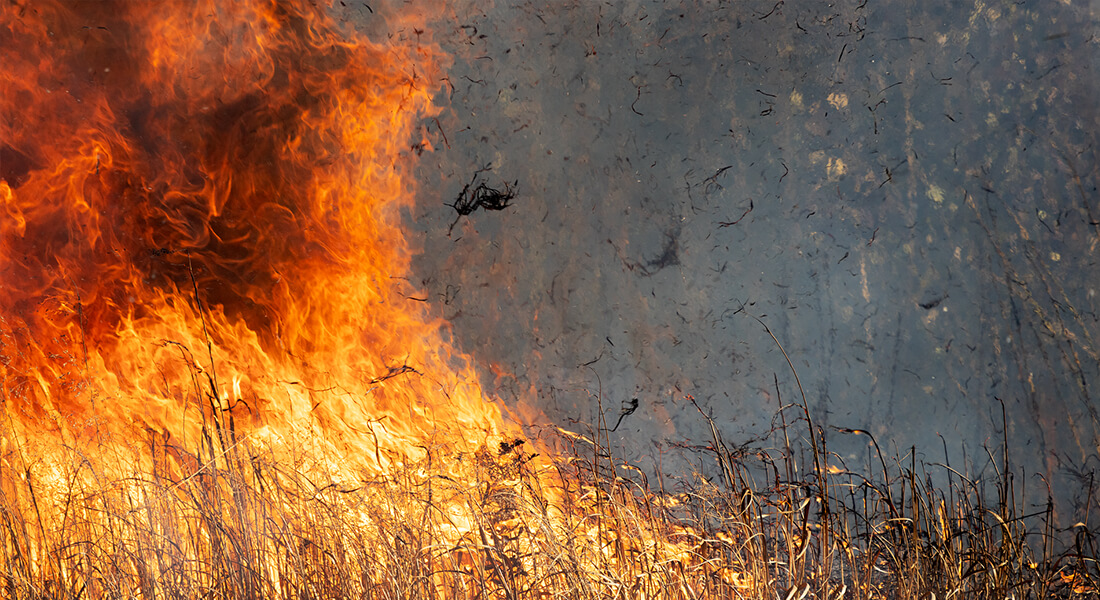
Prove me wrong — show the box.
[0,6,741,598]
[0,1,506,474]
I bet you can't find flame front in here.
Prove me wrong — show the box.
[0,3,1084,596]
[0,3,739,597]
[1,1,505,470]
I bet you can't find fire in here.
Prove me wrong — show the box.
[5,3,1072,597]
[0,0,504,470]
[0,2,738,597]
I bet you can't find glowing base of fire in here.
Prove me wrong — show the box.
[0,428,742,599]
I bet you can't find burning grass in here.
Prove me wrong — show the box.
[1,1,1096,598]
[0,386,1095,599]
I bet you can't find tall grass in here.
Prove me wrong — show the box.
[0,309,1096,599]
[1,382,1095,599]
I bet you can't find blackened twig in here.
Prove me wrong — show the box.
[447,168,518,234]
[610,398,639,432]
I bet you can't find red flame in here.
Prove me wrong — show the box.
[1,0,509,472]
[0,6,765,597]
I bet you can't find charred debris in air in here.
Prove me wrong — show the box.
[446,165,517,235]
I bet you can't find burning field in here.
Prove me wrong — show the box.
[0,1,1097,598]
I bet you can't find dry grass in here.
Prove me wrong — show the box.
[0,383,1096,600]
[0,314,1095,599]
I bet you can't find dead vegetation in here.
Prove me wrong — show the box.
[0,378,1095,599]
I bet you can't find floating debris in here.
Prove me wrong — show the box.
[447,168,517,234]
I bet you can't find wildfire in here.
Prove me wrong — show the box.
[1,2,725,596]
[1,0,506,474]
[3,2,1085,598]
